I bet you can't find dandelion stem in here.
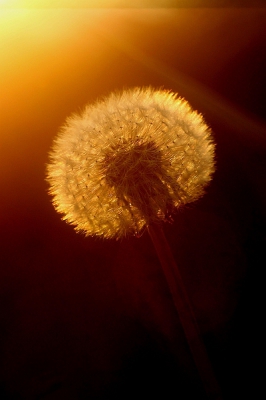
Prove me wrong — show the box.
[147,223,223,400]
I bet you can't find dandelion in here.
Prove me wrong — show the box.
[47,87,215,239]
[46,87,221,398]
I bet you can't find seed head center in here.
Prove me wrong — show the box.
[104,141,161,188]
[102,141,173,221]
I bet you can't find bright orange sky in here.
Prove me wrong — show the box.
[0,7,264,203]
[1,7,261,125]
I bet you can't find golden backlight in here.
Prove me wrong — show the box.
[1,8,103,84]
[0,0,160,8]
[1,7,261,207]
[0,7,126,195]
[0,8,117,131]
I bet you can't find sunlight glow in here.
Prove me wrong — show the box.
[0,0,138,8]
[0,0,177,8]
[0,6,113,144]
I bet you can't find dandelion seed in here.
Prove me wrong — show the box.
[46,87,221,397]
[46,87,215,238]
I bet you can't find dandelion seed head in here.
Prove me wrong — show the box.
[47,87,215,238]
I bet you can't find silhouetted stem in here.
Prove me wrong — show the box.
[147,223,223,400]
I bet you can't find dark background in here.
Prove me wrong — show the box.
[0,5,265,399]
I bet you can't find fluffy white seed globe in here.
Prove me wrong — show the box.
[47,87,215,238]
